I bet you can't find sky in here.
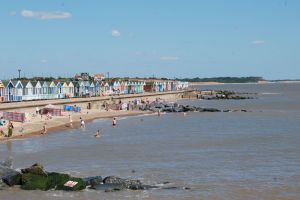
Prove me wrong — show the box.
[0,0,299,80]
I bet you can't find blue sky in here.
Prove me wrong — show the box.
[0,0,299,80]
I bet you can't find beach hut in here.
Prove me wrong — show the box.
[0,80,5,102]
[48,81,57,99]
[62,82,69,98]
[22,81,34,101]
[34,81,42,100]
[13,80,24,101]
[68,82,74,98]
[4,80,16,102]
[104,82,111,95]
[73,81,81,97]
[56,82,63,99]
[41,81,49,99]
[120,81,125,94]
[89,81,95,96]
[100,81,105,96]
[94,80,101,96]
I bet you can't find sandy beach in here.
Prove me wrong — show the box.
[0,91,184,142]
[0,108,154,142]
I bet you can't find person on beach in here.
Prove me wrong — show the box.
[69,115,73,127]
[7,121,14,137]
[41,123,47,134]
[95,130,101,138]
[80,118,85,128]
[158,110,161,116]
[36,107,39,115]
[112,117,117,126]
[19,122,24,136]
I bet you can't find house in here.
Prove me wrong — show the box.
[93,73,105,82]
[56,82,63,99]
[74,81,81,97]
[13,80,24,101]
[34,81,43,100]
[62,82,69,98]
[68,82,74,98]
[41,81,49,99]
[94,80,101,96]
[22,81,34,101]
[48,81,57,99]
[4,80,16,102]
[0,80,5,102]
[89,81,95,96]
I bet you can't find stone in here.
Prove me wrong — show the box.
[21,163,47,176]
[103,176,144,190]
[83,176,103,186]
[1,170,22,186]
[21,172,86,191]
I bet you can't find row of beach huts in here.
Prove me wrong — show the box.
[0,79,189,102]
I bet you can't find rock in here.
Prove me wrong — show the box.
[21,172,86,191]
[201,108,221,112]
[103,176,144,190]
[0,165,22,187]
[21,163,47,176]
[21,173,50,191]
[90,183,126,192]
[83,176,103,186]
[2,170,22,186]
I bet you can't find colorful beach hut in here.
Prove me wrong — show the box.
[22,81,34,101]
[89,82,95,96]
[62,82,69,98]
[14,80,24,101]
[48,81,57,99]
[68,82,74,98]
[41,81,49,99]
[4,80,16,102]
[34,81,43,100]
[94,80,101,96]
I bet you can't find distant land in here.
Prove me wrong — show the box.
[176,77,264,83]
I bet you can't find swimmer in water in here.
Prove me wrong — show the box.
[112,117,117,126]
[95,130,101,138]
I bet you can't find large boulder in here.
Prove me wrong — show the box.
[21,172,86,191]
[0,166,22,187]
[1,170,22,186]
[21,163,47,176]
[83,176,103,186]
[103,176,144,190]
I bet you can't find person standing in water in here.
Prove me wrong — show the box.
[112,117,117,126]
[41,123,47,134]
[7,121,14,137]
[69,114,73,127]
[95,130,101,138]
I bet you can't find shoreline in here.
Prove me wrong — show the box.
[0,110,155,142]
[0,91,185,142]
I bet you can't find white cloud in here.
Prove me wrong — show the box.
[160,56,179,61]
[252,40,265,45]
[21,10,72,20]
[112,30,121,37]
[41,59,47,63]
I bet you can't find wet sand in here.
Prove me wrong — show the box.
[0,108,154,142]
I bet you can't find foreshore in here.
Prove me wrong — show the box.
[0,91,188,142]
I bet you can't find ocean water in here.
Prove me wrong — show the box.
[0,83,300,200]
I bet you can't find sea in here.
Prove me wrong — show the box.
[0,82,300,200]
